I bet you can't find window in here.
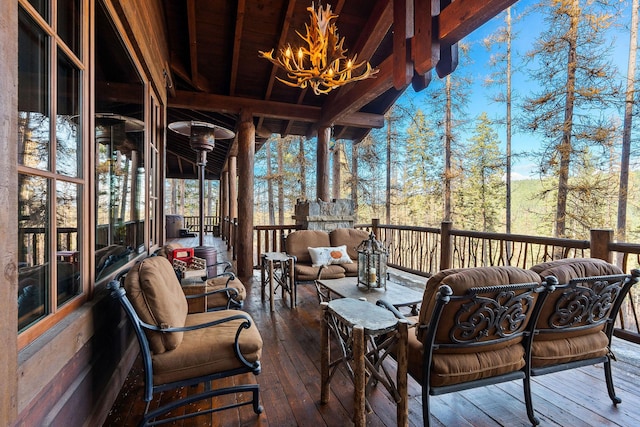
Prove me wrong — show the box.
[18,0,84,334]
[94,1,145,280]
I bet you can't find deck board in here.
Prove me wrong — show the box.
[104,236,640,426]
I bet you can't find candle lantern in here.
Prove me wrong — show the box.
[356,232,388,290]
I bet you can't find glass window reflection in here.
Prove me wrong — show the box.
[56,181,81,308]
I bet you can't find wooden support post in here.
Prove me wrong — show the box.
[237,112,255,278]
[228,156,238,249]
[440,221,453,270]
[221,169,228,241]
[590,229,613,262]
[317,126,330,202]
[372,218,380,240]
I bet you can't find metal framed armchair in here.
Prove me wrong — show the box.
[527,258,640,411]
[378,266,554,427]
[109,256,263,426]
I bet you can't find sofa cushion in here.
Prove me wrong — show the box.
[285,230,331,264]
[329,228,371,260]
[294,264,346,281]
[340,262,359,277]
[308,245,352,267]
[152,310,263,385]
[205,275,246,308]
[124,256,188,354]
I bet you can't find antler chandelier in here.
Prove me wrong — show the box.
[259,2,378,95]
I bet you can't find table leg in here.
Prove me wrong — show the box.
[320,302,330,404]
[288,258,296,308]
[353,325,366,427]
[268,259,275,312]
[260,255,266,302]
[396,320,409,427]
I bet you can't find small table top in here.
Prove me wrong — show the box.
[327,298,399,334]
[262,251,294,262]
[317,277,423,308]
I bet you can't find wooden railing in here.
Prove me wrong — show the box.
[183,215,220,234]
[251,220,640,343]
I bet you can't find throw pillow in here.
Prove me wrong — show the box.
[308,245,353,267]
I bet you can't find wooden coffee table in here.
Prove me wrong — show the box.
[316,277,423,313]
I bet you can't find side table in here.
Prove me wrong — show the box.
[260,252,296,312]
[320,298,408,427]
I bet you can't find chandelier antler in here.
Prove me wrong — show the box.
[259,2,378,95]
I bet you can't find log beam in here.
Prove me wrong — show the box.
[236,111,255,278]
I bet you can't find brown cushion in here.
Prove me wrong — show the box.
[204,276,246,308]
[329,228,371,260]
[124,256,188,354]
[340,262,359,277]
[417,266,542,343]
[294,263,345,281]
[285,230,330,263]
[406,328,526,387]
[152,310,263,385]
[530,330,609,368]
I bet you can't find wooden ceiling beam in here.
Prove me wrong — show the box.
[438,0,517,46]
[320,55,394,127]
[169,90,384,128]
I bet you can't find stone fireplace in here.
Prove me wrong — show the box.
[293,199,355,231]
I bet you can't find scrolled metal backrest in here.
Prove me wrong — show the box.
[449,284,540,345]
[442,283,544,347]
[547,273,630,331]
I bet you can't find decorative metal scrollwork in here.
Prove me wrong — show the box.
[549,278,621,329]
[450,290,535,343]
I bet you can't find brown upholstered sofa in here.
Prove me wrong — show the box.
[284,228,370,282]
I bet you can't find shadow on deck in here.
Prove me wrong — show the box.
[105,235,640,426]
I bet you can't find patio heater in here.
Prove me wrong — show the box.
[168,120,235,277]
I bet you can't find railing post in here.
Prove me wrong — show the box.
[372,218,380,240]
[440,221,453,271]
[590,229,613,262]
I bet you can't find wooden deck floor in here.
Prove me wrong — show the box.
[104,236,640,426]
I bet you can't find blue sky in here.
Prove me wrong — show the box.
[396,0,637,180]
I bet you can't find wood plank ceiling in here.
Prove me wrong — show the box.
[161,0,517,179]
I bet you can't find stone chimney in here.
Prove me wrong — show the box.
[293,199,355,231]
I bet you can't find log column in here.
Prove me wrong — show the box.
[221,168,229,241]
[228,155,238,250]
[317,126,330,202]
[236,111,255,278]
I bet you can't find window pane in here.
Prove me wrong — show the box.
[18,9,50,170]
[56,181,81,307]
[57,52,81,177]
[57,0,81,55]
[26,0,49,23]
[18,174,50,331]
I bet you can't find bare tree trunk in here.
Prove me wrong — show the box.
[617,0,638,245]
[386,115,392,223]
[352,142,358,217]
[299,136,306,199]
[444,76,452,221]
[506,7,512,235]
[266,139,275,225]
[277,137,285,225]
[179,179,185,216]
[171,179,177,215]
[332,140,341,200]
[555,0,579,238]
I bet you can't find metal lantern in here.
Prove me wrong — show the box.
[356,232,388,290]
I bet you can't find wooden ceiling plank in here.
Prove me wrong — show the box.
[229,0,246,96]
[186,0,199,86]
[264,0,298,99]
[438,0,517,45]
[412,0,434,75]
